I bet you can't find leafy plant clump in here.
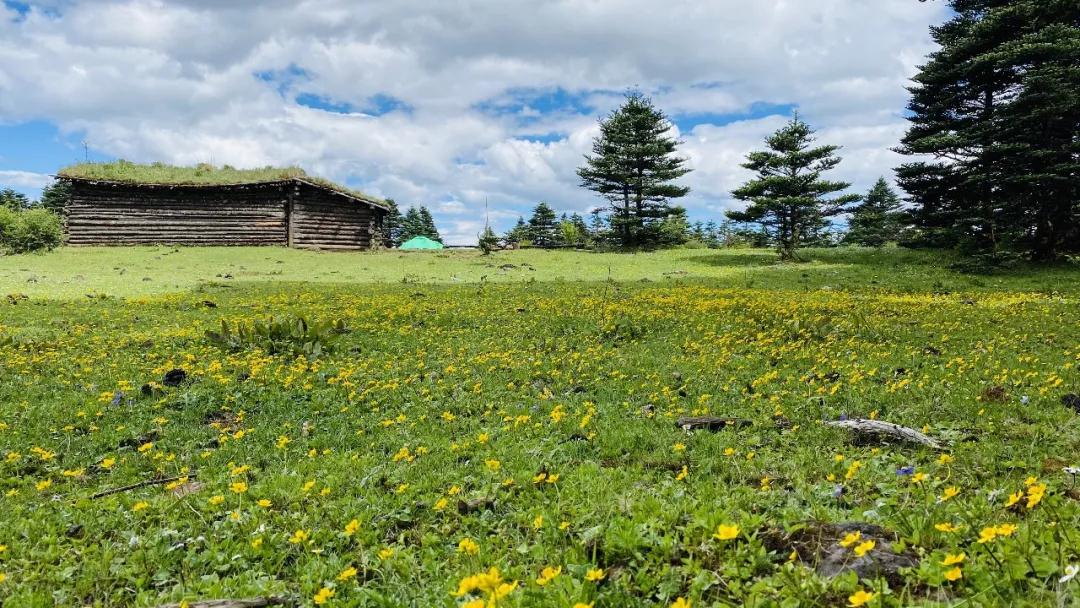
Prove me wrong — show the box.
[0,207,64,254]
[205,315,350,358]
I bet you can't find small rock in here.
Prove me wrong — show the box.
[1062,394,1080,413]
[162,369,187,387]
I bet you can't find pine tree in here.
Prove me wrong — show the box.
[843,178,907,247]
[504,217,529,246]
[417,207,442,243]
[527,202,558,248]
[399,207,425,243]
[380,199,405,247]
[577,92,691,248]
[727,116,859,260]
[478,226,499,254]
[898,0,1080,259]
[38,181,71,214]
[0,188,30,211]
[569,213,590,246]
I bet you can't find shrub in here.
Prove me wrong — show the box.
[0,207,18,246]
[0,208,64,254]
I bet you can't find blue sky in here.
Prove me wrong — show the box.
[0,0,947,243]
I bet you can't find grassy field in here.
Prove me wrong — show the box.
[2,245,1078,298]
[1,246,1079,607]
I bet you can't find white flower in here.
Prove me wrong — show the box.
[1060,564,1079,584]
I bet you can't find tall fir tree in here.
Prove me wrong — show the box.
[577,92,691,248]
[38,180,71,214]
[727,116,859,259]
[417,206,442,243]
[898,0,1080,259]
[380,198,405,247]
[527,202,558,247]
[843,178,907,247]
[399,207,425,243]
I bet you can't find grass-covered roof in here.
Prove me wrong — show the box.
[58,161,384,206]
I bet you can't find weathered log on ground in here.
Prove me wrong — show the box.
[153,597,292,608]
[675,416,752,431]
[825,418,944,449]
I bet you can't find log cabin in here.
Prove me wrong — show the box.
[58,162,389,250]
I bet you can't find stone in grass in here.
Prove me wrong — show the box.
[1063,393,1080,413]
[765,521,919,586]
[676,416,752,431]
[162,368,188,387]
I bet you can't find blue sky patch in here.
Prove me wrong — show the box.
[296,93,355,114]
[475,87,601,122]
[254,64,311,96]
[670,101,796,132]
[0,121,108,173]
[296,92,411,116]
[3,1,30,20]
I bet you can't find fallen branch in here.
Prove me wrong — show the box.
[676,416,752,432]
[154,598,291,608]
[825,419,943,450]
[91,474,197,499]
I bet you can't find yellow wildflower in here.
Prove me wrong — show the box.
[848,589,875,607]
[714,524,739,541]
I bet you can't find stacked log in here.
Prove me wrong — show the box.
[290,181,378,250]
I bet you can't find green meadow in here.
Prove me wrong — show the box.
[1,247,1079,607]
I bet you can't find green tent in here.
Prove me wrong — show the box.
[399,236,444,250]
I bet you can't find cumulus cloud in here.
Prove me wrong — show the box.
[0,0,947,243]
[0,169,52,189]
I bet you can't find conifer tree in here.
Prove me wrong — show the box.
[527,202,558,248]
[727,116,859,260]
[0,188,30,211]
[504,217,529,245]
[417,206,442,243]
[399,207,424,242]
[898,0,1080,259]
[843,178,907,247]
[38,181,71,214]
[380,198,405,247]
[577,92,691,248]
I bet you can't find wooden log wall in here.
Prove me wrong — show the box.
[289,182,384,250]
[66,182,289,246]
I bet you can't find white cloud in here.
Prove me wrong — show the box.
[0,170,52,189]
[0,0,948,243]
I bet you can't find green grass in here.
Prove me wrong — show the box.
[2,245,1076,299]
[0,247,1079,607]
[57,161,381,202]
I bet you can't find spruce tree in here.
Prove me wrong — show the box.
[504,217,529,246]
[569,213,590,245]
[399,207,424,242]
[417,207,442,243]
[727,116,859,260]
[0,188,30,211]
[380,199,405,247]
[898,0,1080,259]
[577,92,691,248]
[38,181,71,214]
[527,202,558,248]
[843,178,907,247]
